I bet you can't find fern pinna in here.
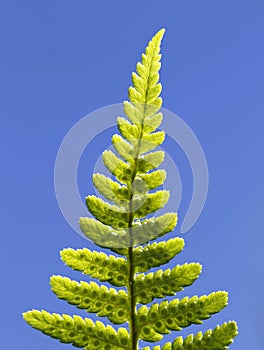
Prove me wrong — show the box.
[23,29,238,350]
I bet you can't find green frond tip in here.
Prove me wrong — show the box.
[50,276,129,324]
[22,310,130,349]
[60,248,128,287]
[142,321,238,350]
[124,29,165,125]
[136,291,228,342]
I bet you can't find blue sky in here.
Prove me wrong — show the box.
[1,1,264,349]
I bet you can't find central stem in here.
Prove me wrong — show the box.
[128,246,137,350]
[128,196,138,349]
[127,106,149,349]
[127,145,142,350]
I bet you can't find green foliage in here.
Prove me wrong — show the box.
[23,310,130,349]
[136,292,228,341]
[133,237,184,272]
[134,263,202,304]
[23,28,238,350]
[142,322,238,350]
[61,248,128,287]
[50,276,129,324]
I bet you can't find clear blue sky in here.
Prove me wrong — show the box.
[1,1,264,349]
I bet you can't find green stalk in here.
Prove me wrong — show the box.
[127,169,138,350]
[127,245,137,350]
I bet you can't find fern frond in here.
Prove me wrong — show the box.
[86,195,129,228]
[102,150,132,185]
[117,115,164,154]
[125,28,165,122]
[117,116,141,144]
[133,191,170,218]
[139,169,167,190]
[138,131,165,155]
[142,321,238,350]
[23,310,130,349]
[133,238,184,272]
[50,276,129,324]
[130,213,177,245]
[23,28,238,350]
[93,173,130,205]
[112,134,135,163]
[79,217,130,248]
[80,213,177,249]
[134,263,202,304]
[136,291,228,342]
[60,248,128,287]
[143,112,163,133]
[136,151,165,173]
